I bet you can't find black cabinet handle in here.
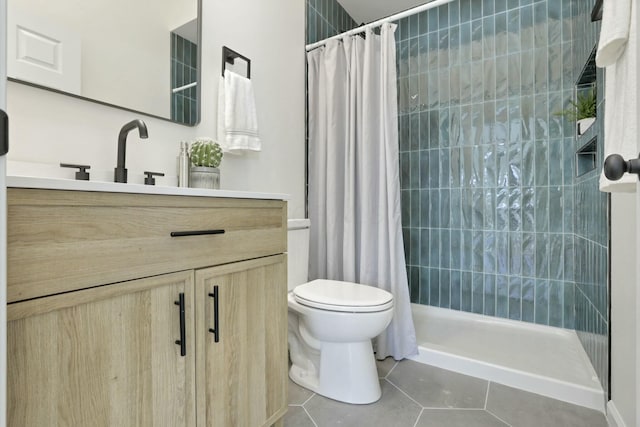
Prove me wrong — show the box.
[170,229,225,237]
[174,293,186,356]
[208,286,220,343]
[604,154,640,181]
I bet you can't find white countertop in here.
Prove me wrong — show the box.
[7,175,290,201]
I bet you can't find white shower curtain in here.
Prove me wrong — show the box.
[307,23,417,361]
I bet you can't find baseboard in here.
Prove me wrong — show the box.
[607,401,627,427]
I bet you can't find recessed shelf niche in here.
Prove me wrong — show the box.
[576,137,598,177]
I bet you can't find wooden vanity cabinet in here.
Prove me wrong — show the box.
[6,188,288,427]
[8,271,197,427]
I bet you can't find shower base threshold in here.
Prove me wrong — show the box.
[410,304,605,412]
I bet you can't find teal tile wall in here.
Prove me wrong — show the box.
[171,33,198,125]
[396,0,608,396]
[398,0,577,329]
[306,0,358,45]
[571,0,609,397]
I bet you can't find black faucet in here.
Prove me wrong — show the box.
[114,119,148,183]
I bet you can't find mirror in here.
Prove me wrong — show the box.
[7,0,200,126]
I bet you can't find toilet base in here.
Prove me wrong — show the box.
[289,340,382,404]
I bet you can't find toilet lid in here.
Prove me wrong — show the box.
[293,279,393,313]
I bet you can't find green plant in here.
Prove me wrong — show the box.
[190,139,223,168]
[554,88,596,122]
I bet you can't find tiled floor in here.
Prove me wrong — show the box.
[283,358,607,427]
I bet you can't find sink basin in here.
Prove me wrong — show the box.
[6,160,288,199]
[90,170,178,187]
[6,174,288,200]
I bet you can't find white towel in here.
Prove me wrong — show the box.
[217,70,261,154]
[596,0,631,66]
[597,0,637,192]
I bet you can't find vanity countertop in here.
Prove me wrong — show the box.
[7,175,290,201]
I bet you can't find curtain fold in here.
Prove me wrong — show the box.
[307,23,417,360]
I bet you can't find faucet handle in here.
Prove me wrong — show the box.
[144,171,165,186]
[60,163,91,181]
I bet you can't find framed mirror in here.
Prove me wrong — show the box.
[7,0,200,126]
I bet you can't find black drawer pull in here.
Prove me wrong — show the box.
[208,286,220,343]
[174,293,186,356]
[170,229,225,237]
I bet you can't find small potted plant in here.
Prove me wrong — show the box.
[555,88,596,136]
[189,137,223,189]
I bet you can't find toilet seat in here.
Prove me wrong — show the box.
[293,279,393,313]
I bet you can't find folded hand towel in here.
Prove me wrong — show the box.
[598,0,637,192]
[217,70,261,154]
[596,0,632,67]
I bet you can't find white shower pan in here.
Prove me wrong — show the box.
[410,304,605,412]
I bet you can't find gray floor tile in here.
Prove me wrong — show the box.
[387,359,488,409]
[304,379,421,427]
[289,378,315,405]
[416,409,509,427]
[376,356,398,378]
[283,406,316,427]
[486,382,607,427]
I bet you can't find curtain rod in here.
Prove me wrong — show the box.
[305,0,455,52]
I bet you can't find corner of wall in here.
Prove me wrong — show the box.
[610,193,637,427]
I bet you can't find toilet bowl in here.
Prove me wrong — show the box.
[288,279,394,404]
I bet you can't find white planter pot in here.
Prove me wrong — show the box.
[189,167,220,189]
[577,117,595,136]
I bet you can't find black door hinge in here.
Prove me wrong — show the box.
[0,109,8,156]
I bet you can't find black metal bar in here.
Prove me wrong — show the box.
[208,286,220,343]
[222,46,251,79]
[591,0,603,22]
[0,109,8,156]
[174,293,186,357]
[170,229,225,237]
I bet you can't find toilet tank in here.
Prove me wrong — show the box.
[287,219,310,292]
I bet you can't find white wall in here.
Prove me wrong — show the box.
[610,193,637,427]
[200,0,305,217]
[6,0,306,219]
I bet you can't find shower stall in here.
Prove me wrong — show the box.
[396,0,608,410]
[307,0,609,412]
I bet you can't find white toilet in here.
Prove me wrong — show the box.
[287,219,394,404]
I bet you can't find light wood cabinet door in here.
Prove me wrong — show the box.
[195,255,288,427]
[7,271,196,427]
